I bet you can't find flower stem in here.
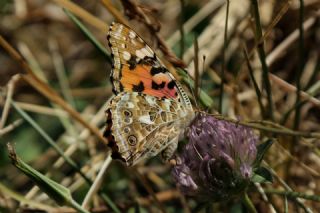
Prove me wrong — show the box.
[242,193,257,213]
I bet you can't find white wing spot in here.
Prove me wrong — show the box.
[116,24,123,34]
[141,47,154,58]
[129,31,136,39]
[139,115,154,125]
[146,96,156,105]
[122,51,131,60]
[121,94,130,101]
[126,102,135,108]
[136,49,145,59]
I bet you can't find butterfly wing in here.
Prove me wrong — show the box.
[108,22,186,100]
[105,92,184,166]
[105,22,194,165]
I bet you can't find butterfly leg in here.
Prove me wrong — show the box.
[161,136,179,162]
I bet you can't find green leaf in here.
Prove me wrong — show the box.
[252,166,273,183]
[253,139,273,167]
[7,144,90,213]
[230,202,245,213]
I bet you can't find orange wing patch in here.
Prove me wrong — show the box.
[120,64,178,99]
[107,22,180,99]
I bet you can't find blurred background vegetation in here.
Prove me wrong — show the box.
[0,0,320,212]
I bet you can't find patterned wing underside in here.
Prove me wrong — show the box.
[107,22,181,99]
[104,22,195,166]
[104,92,186,166]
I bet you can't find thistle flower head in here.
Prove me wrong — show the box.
[172,114,258,201]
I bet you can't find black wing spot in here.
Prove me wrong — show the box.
[167,81,175,89]
[140,56,155,66]
[128,135,137,146]
[151,81,165,90]
[128,55,137,70]
[132,81,145,92]
[119,82,124,92]
[150,66,167,76]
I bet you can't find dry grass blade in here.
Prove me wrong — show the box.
[0,75,20,129]
[0,119,23,136]
[101,0,130,26]
[0,182,55,212]
[81,153,112,209]
[0,35,108,145]
[167,0,224,47]
[2,1,320,212]
[52,0,106,32]
[133,168,167,213]
[266,10,320,107]
[136,189,180,206]
[185,0,250,77]
[11,102,69,117]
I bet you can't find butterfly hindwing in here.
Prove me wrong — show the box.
[106,92,182,166]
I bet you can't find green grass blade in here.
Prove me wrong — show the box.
[64,9,111,62]
[250,0,274,121]
[7,144,90,213]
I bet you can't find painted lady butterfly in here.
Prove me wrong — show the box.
[104,22,195,166]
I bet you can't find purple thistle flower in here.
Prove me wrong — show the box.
[172,114,258,201]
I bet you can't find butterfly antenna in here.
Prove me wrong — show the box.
[192,141,203,160]
[187,72,198,111]
[200,55,206,113]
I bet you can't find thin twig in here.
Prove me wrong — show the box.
[8,101,69,118]
[205,112,320,139]
[101,0,130,26]
[81,153,113,210]
[167,0,224,47]
[264,189,320,202]
[0,75,20,129]
[254,183,277,213]
[250,0,274,121]
[25,103,107,198]
[193,36,200,107]
[11,101,92,184]
[136,189,181,206]
[0,35,108,144]
[133,169,168,213]
[218,0,229,113]
[264,162,313,213]
[243,47,265,117]
[0,119,23,136]
[51,0,106,32]
[293,0,305,131]
[0,182,55,212]
[179,0,185,60]
[49,38,76,108]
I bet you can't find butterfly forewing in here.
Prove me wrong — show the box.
[108,22,182,99]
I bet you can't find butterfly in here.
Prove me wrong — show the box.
[104,22,195,166]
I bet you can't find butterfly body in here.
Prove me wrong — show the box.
[104,22,194,166]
